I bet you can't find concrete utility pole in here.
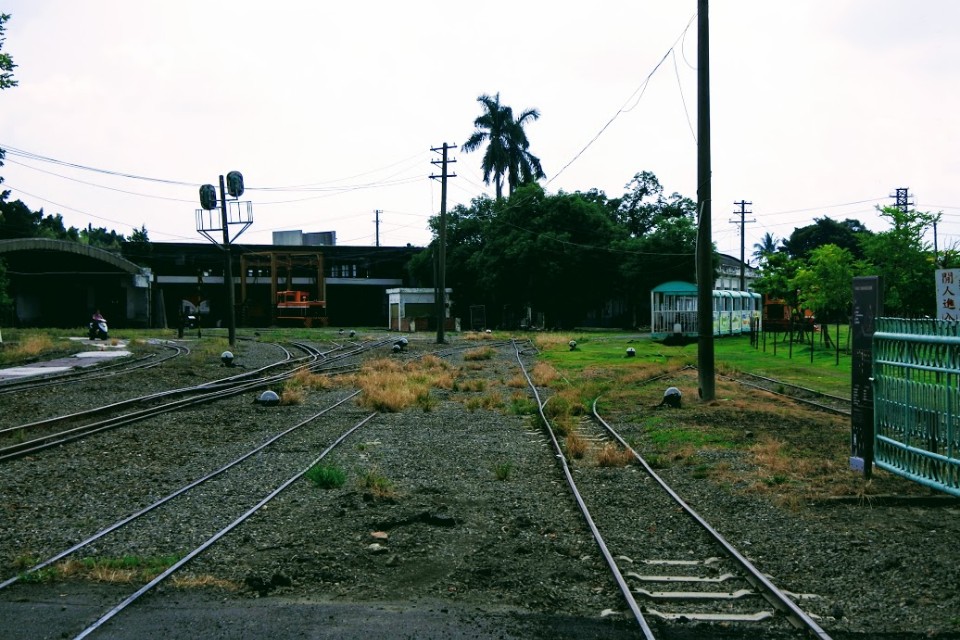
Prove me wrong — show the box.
[696,0,714,401]
[374,209,382,247]
[730,200,754,291]
[430,143,456,344]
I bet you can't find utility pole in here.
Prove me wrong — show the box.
[696,0,714,401]
[890,187,939,265]
[730,200,754,291]
[374,209,381,248]
[891,187,913,213]
[430,143,456,344]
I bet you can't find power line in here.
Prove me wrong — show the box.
[546,12,697,185]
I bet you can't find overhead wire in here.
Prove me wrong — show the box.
[546,11,697,186]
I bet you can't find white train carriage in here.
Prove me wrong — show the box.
[650,281,761,339]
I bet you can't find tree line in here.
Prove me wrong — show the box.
[408,172,702,329]
[752,206,950,326]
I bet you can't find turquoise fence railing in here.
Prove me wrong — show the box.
[873,318,960,496]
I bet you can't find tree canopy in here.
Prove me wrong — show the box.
[755,208,943,320]
[0,13,16,91]
[410,172,700,329]
[782,217,871,260]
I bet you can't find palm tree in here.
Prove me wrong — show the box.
[462,93,545,199]
[752,232,779,263]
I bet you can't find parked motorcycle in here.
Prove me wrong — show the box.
[88,319,109,340]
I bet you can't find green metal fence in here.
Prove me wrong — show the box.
[873,318,960,496]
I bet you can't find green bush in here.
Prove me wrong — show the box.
[306,463,346,489]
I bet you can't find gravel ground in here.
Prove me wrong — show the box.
[0,334,958,639]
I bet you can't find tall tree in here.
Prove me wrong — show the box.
[793,243,860,361]
[752,232,779,263]
[859,206,939,317]
[462,93,544,199]
[0,13,16,91]
[1,12,18,198]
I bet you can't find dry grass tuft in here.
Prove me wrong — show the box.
[280,387,306,405]
[506,374,528,388]
[464,347,495,361]
[454,377,487,392]
[349,357,453,412]
[532,334,575,351]
[463,331,495,341]
[171,574,240,590]
[0,333,57,363]
[361,469,398,501]
[464,392,503,412]
[531,361,561,386]
[287,369,333,391]
[565,432,589,459]
[595,443,634,468]
[33,556,180,584]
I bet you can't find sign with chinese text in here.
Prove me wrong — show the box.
[936,269,960,321]
[851,276,882,476]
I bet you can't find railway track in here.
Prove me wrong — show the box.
[0,395,378,639]
[0,338,391,463]
[723,371,850,416]
[512,341,831,639]
[0,340,189,396]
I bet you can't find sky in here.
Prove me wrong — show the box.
[1,1,959,261]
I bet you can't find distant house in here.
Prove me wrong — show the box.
[716,253,758,291]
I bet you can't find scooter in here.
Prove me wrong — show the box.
[88,319,109,340]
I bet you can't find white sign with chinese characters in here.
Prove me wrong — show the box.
[936,269,960,321]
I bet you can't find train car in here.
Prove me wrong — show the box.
[275,290,328,327]
[650,281,761,339]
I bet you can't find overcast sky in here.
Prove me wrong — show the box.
[2,1,958,261]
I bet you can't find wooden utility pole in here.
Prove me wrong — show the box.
[375,209,382,247]
[696,0,714,401]
[430,143,456,344]
[730,200,754,291]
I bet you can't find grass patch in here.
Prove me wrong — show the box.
[0,332,81,365]
[20,555,181,584]
[454,377,487,392]
[493,462,513,480]
[361,469,398,501]
[464,347,495,361]
[305,463,346,489]
[508,393,537,416]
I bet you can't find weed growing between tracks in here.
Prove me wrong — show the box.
[16,555,182,584]
[348,356,454,413]
[306,463,347,489]
[361,469,397,501]
[492,461,514,480]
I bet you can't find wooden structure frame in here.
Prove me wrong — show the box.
[239,251,326,326]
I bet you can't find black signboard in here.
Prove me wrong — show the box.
[850,276,882,476]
